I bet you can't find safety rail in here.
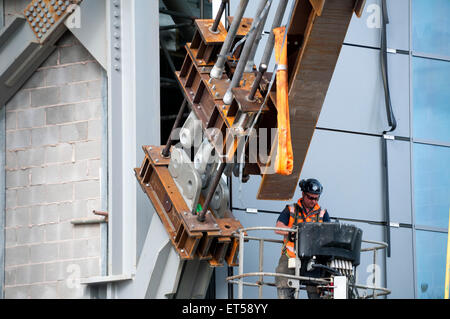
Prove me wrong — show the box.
[226,226,391,299]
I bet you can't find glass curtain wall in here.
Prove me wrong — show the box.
[412,0,450,299]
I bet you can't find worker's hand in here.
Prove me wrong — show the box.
[275,220,291,236]
[319,209,326,218]
[288,227,297,242]
[288,231,296,242]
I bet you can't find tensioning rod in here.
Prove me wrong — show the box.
[210,0,249,79]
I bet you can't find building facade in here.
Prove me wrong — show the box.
[0,0,449,299]
[214,0,450,299]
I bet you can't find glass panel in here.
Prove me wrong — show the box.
[416,230,447,299]
[412,0,450,57]
[413,57,450,143]
[414,143,450,229]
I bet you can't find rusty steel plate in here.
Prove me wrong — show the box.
[215,218,243,237]
[180,210,221,233]
[186,43,216,67]
[204,76,231,101]
[195,19,227,44]
[24,0,77,42]
[143,145,171,166]
[231,87,266,113]
[227,17,253,37]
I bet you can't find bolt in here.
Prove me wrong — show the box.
[212,84,216,91]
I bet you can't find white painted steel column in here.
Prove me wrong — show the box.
[106,0,160,297]
[107,0,137,278]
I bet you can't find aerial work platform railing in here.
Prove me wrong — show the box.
[226,226,391,299]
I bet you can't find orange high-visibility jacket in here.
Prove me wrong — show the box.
[282,200,324,258]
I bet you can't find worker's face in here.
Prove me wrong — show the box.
[302,192,319,209]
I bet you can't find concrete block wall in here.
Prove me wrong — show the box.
[4,30,105,299]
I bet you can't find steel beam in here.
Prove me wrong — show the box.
[0,17,65,107]
[66,0,107,70]
[107,0,161,277]
[257,0,360,200]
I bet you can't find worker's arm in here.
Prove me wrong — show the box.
[321,209,331,222]
[275,220,291,236]
[275,206,291,236]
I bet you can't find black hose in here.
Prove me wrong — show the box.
[380,0,397,133]
[380,0,394,258]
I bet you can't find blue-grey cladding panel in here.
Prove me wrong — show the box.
[386,226,415,298]
[233,130,386,222]
[345,0,410,51]
[319,45,410,137]
[343,221,387,296]
[387,139,412,225]
[229,0,409,52]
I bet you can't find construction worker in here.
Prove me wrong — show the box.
[274,178,330,299]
